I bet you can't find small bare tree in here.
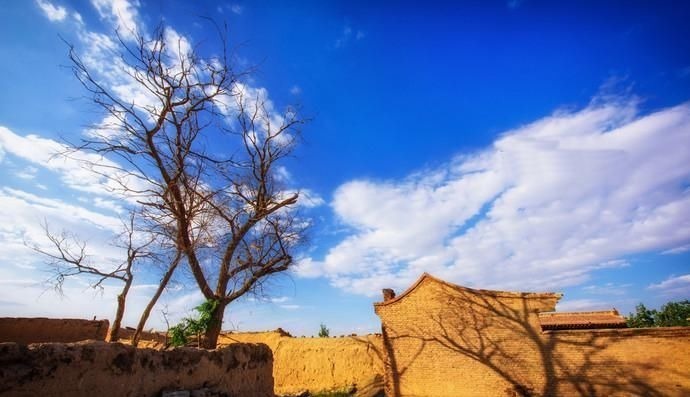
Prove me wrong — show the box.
[66,23,306,348]
[30,214,153,342]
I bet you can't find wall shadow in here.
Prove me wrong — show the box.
[378,284,690,396]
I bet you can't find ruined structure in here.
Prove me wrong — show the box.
[0,341,273,397]
[374,273,690,397]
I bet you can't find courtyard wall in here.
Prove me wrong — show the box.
[0,317,108,344]
[220,331,384,396]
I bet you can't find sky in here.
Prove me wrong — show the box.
[0,0,689,336]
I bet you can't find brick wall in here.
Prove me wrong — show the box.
[0,318,109,344]
[0,341,273,397]
[374,273,690,397]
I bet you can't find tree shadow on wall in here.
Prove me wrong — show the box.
[347,335,399,397]
[380,287,689,397]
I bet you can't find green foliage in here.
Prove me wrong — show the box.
[654,300,690,327]
[626,303,656,328]
[168,299,219,347]
[626,300,690,328]
[318,323,330,338]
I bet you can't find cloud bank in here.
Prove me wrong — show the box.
[297,97,690,296]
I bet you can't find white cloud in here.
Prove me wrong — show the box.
[582,282,631,296]
[555,298,612,312]
[648,274,690,298]
[36,0,68,22]
[662,244,690,255]
[90,0,141,40]
[297,97,690,296]
[290,85,302,95]
[0,126,148,201]
[335,25,365,48]
[217,4,243,15]
[299,189,325,208]
[14,166,38,180]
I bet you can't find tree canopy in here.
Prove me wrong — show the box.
[626,300,690,328]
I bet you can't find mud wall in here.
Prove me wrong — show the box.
[116,327,167,348]
[0,318,109,344]
[374,275,690,397]
[219,331,384,396]
[0,341,273,397]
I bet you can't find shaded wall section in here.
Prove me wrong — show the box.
[0,341,273,397]
[0,318,109,344]
[219,331,384,396]
[375,273,690,397]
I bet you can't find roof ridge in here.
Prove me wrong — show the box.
[375,272,562,307]
[539,309,621,317]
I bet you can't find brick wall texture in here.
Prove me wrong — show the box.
[374,273,690,397]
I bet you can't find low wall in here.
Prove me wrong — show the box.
[549,327,690,396]
[117,327,167,348]
[0,341,273,397]
[219,331,384,396]
[0,318,109,344]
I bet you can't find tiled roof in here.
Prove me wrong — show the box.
[539,309,627,330]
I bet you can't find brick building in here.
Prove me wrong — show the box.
[374,273,690,397]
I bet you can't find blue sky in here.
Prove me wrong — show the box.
[0,0,689,336]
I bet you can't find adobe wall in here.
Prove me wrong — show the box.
[375,276,690,397]
[219,331,384,396]
[117,327,167,349]
[0,318,109,344]
[0,341,273,397]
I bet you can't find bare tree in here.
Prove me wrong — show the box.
[30,214,153,342]
[130,247,182,346]
[66,23,306,348]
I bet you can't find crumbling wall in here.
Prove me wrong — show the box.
[0,318,109,344]
[0,341,273,397]
[374,274,690,397]
[219,331,384,396]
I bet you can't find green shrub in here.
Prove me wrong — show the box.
[168,299,219,347]
[318,323,330,338]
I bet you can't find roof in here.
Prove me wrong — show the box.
[374,272,562,307]
[538,310,627,330]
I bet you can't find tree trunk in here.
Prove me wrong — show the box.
[131,261,178,347]
[201,299,227,349]
[107,278,132,342]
